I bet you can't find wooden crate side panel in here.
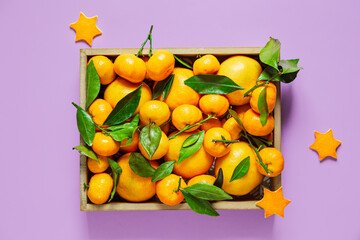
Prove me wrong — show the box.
[81,47,263,57]
[271,81,282,191]
[79,49,89,211]
[83,200,260,211]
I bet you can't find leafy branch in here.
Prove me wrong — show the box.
[244,37,302,126]
[136,25,153,57]
[168,114,217,140]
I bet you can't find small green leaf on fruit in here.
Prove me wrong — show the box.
[103,85,142,126]
[214,168,223,188]
[73,145,99,163]
[185,75,244,94]
[108,114,140,142]
[86,60,101,109]
[260,37,281,70]
[153,74,174,100]
[151,161,175,182]
[108,158,122,202]
[230,156,250,182]
[129,152,156,177]
[178,131,205,164]
[181,190,219,217]
[139,123,162,160]
[258,66,281,82]
[279,59,302,74]
[182,132,202,148]
[72,102,96,146]
[228,109,244,129]
[184,183,232,201]
[258,85,269,126]
[280,70,300,83]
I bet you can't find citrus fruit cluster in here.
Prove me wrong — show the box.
[73,30,301,216]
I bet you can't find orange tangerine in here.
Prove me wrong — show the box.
[138,131,169,160]
[193,54,220,75]
[146,50,175,81]
[113,54,146,83]
[156,174,187,206]
[104,77,152,113]
[88,56,116,85]
[256,147,284,177]
[242,109,274,137]
[187,174,216,186]
[203,127,232,157]
[172,104,203,132]
[250,81,277,114]
[87,155,109,174]
[199,94,229,116]
[92,132,121,157]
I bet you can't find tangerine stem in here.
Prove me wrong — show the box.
[243,82,267,98]
[243,72,282,97]
[240,132,272,174]
[212,139,240,144]
[168,114,216,140]
[174,176,182,193]
[136,25,153,57]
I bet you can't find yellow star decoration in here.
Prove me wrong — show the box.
[309,129,341,161]
[69,12,102,46]
[256,187,291,218]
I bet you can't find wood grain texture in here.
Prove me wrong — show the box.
[79,47,281,211]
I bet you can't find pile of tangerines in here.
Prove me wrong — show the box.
[84,49,284,208]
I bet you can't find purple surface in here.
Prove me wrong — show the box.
[1,0,359,239]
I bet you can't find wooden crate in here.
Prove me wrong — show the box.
[79,47,281,211]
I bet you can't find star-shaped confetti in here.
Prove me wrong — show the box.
[69,12,102,46]
[256,187,291,218]
[309,129,341,161]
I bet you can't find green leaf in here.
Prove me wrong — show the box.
[214,168,223,188]
[185,75,244,94]
[107,158,122,202]
[260,37,281,70]
[72,102,96,146]
[178,131,205,164]
[139,123,162,160]
[280,70,300,83]
[279,59,302,74]
[129,152,156,177]
[228,109,244,129]
[108,114,140,142]
[151,161,175,182]
[103,85,142,126]
[258,66,281,82]
[181,190,219,217]
[249,135,272,149]
[106,114,140,131]
[184,183,232,201]
[258,84,269,126]
[86,60,101,109]
[230,156,250,182]
[73,145,99,164]
[182,132,201,148]
[248,135,266,150]
[152,74,174,100]
[173,54,193,70]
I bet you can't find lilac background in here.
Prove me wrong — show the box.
[1,0,359,239]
